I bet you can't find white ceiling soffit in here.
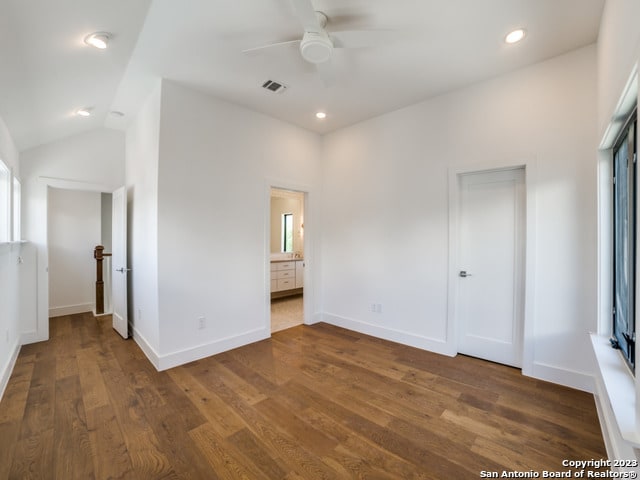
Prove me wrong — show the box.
[0,0,604,151]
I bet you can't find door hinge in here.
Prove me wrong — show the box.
[613,175,616,185]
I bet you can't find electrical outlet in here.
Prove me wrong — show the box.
[137,309,142,322]
[198,316,206,330]
[371,303,382,314]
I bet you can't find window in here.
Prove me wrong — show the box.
[0,160,9,242]
[612,108,637,371]
[12,176,20,241]
[282,213,293,252]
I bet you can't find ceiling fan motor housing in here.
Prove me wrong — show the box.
[300,30,333,64]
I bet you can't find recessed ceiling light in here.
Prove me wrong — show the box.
[316,112,326,119]
[76,107,93,117]
[84,32,111,50]
[505,28,526,44]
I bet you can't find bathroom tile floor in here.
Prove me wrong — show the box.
[271,294,303,333]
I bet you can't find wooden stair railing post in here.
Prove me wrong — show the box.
[94,245,112,315]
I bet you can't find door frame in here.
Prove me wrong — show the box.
[264,179,315,333]
[29,176,117,344]
[447,159,537,377]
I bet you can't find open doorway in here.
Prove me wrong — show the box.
[270,188,305,333]
[47,188,112,318]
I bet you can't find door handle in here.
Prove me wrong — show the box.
[459,270,472,278]
[115,267,132,273]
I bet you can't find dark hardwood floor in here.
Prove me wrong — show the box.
[0,313,605,479]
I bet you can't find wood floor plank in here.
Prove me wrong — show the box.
[225,427,288,479]
[0,421,21,479]
[76,347,110,412]
[52,375,94,479]
[86,404,136,480]
[0,316,606,479]
[97,356,177,479]
[189,364,342,479]
[18,354,56,439]
[283,379,466,478]
[254,396,338,456]
[9,428,55,479]
[0,358,35,423]
[166,368,247,437]
[190,423,266,480]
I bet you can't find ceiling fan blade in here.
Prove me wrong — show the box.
[242,39,301,54]
[315,60,334,87]
[330,30,396,49]
[291,0,321,32]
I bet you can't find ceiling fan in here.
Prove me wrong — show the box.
[243,0,388,82]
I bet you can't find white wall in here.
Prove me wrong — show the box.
[125,81,161,356]
[137,80,321,368]
[0,116,18,175]
[47,188,101,316]
[321,45,598,391]
[0,114,35,401]
[21,127,125,342]
[597,0,640,139]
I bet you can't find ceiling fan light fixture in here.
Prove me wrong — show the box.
[300,31,333,64]
[505,28,526,44]
[84,32,111,49]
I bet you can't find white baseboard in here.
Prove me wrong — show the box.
[0,339,21,402]
[131,324,160,370]
[49,303,94,318]
[529,361,595,393]
[20,330,40,345]
[132,325,270,372]
[321,312,455,357]
[309,312,323,325]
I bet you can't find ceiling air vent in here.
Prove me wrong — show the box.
[262,80,287,93]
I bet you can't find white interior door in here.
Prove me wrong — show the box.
[457,168,525,367]
[111,186,129,338]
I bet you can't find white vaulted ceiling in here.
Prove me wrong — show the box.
[0,0,604,151]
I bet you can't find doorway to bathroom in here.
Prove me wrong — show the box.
[270,187,305,333]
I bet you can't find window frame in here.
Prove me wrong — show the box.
[0,159,10,243]
[12,175,21,241]
[282,213,293,253]
[612,107,637,372]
